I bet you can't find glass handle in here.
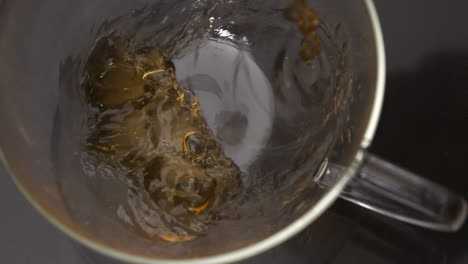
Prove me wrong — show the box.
[319,152,467,232]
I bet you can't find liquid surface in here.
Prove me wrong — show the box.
[84,35,242,242]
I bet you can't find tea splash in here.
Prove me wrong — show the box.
[84,35,242,242]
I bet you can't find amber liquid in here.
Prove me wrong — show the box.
[84,35,242,242]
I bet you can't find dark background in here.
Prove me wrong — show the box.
[1,0,467,263]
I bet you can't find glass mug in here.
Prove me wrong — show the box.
[0,0,466,263]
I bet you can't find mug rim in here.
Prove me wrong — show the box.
[1,0,386,263]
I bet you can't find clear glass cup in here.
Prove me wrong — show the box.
[0,0,466,263]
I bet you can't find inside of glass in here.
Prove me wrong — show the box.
[0,0,378,260]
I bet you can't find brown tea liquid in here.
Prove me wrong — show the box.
[84,35,242,242]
